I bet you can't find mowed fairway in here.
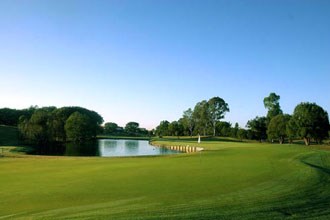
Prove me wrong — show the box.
[1,138,330,219]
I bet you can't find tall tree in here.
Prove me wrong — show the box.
[267,114,291,144]
[263,93,283,120]
[289,102,329,145]
[193,100,210,136]
[181,108,195,136]
[208,97,230,136]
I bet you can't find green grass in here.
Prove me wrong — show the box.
[0,135,330,219]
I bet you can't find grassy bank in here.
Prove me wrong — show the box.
[0,137,330,219]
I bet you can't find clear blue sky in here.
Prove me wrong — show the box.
[0,0,329,129]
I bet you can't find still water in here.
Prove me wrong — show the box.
[31,139,180,157]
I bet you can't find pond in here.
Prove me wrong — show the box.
[30,139,181,157]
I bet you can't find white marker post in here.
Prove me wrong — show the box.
[198,134,201,143]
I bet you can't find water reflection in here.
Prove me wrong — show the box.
[99,139,180,157]
[65,141,100,156]
[32,144,66,156]
[29,139,180,157]
[124,140,139,155]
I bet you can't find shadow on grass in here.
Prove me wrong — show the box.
[273,153,330,218]
[302,161,330,175]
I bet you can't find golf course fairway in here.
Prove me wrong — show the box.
[0,138,330,219]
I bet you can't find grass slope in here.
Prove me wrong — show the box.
[0,138,330,219]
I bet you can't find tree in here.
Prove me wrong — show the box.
[138,128,149,136]
[267,114,291,144]
[125,122,140,135]
[17,106,103,144]
[26,109,52,145]
[216,121,232,137]
[231,122,239,138]
[237,128,247,141]
[181,108,195,136]
[104,122,118,134]
[155,120,170,137]
[208,97,230,136]
[286,117,298,144]
[0,106,37,126]
[0,108,22,126]
[168,121,184,137]
[246,116,267,142]
[290,102,329,145]
[65,112,94,142]
[193,100,210,136]
[263,93,283,121]
[51,106,103,140]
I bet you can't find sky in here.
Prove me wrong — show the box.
[0,0,329,129]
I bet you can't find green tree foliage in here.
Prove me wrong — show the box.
[263,93,283,120]
[267,114,291,144]
[168,121,184,137]
[125,122,140,135]
[193,100,210,136]
[18,109,53,145]
[51,107,103,140]
[0,106,36,126]
[18,106,103,144]
[155,120,170,137]
[289,102,329,145]
[208,97,230,136]
[156,97,229,137]
[138,128,149,136]
[104,122,118,134]
[237,128,248,140]
[181,108,195,136]
[231,122,239,138]
[65,112,94,142]
[247,116,267,142]
[286,118,298,144]
[216,121,232,137]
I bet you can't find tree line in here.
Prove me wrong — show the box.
[248,93,329,145]
[103,121,151,137]
[155,94,330,145]
[1,94,329,146]
[0,107,151,145]
[0,106,103,145]
[0,106,36,126]
[155,96,231,137]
